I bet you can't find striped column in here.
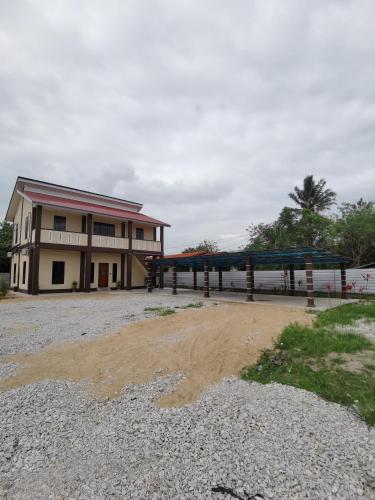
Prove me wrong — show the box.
[172,264,177,295]
[246,258,254,302]
[305,255,315,307]
[340,264,347,299]
[204,261,209,298]
[147,261,153,293]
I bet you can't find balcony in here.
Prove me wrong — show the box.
[40,229,88,246]
[132,239,161,252]
[92,235,129,249]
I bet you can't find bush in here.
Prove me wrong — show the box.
[0,277,9,297]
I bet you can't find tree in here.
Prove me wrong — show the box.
[289,175,336,212]
[182,240,219,254]
[332,200,375,266]
[0,220,13,272]
[246,208,332,250]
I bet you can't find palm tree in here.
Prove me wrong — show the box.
[289,175,336,212]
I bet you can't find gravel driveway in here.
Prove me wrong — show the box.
[0,293,374,499]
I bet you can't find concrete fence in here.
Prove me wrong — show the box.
[164,268,375,295]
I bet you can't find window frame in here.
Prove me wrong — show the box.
[24,215,30,240]
[90,262,95,284]
[13,262,17,284]
[93,222,115,237]
[53,216,67,232]
[22,261,27,284]
[52,261,65,285]
[135,227,144,240]
[112,263,118,283]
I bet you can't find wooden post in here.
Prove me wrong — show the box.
[340,264,347,299]
[84,214,92,292]
[204,261,209,298]
[193,268,197,290]
[305,255,315,307]
[246,258,254,302]
[289,264,295,296]
[147,260,153,292]
[159,226,164,289]
[218,269,223,291]
[31,205,42,295]
[172,263,177,295]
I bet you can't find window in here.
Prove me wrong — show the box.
[13,223,19,245]
[13,263,17,284]
[54,216,66,231]
[93,222,115,237]
[52,261,65,285]
[112,263,117,283]
[24,215,30,240]
[91,263,95,284]
[136,227,144,240]
[22,261,27,284]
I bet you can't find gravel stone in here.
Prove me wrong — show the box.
[0,293,374,499]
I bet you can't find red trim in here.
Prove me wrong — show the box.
[24,191,170,227]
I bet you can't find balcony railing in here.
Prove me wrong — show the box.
[132,239,161,252]
[38,229,161,252]
[40,229,88,246]
[92,235,129,249]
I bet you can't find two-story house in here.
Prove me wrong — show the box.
[5,177,169,294]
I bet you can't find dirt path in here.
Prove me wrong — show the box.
[1,302,311,406]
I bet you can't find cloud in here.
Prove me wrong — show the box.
[0,0,375,251]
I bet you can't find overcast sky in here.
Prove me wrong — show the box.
[1,0,374,252]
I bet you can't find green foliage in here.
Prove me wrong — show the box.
[315,302,375,327]
[288,175,336,212]
[144,306,176,316]
[0,221,12,272]
[0,277,9,297]
[181,302,203,309]
[182,240,219,254]
[242,304,375,425]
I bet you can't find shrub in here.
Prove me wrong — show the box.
[0,277,9,297]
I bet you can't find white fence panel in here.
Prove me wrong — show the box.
[164,268,375,295]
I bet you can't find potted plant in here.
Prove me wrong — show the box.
[72,281,78,292]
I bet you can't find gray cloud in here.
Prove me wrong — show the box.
[1,0,375,252]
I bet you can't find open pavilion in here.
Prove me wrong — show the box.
[147,247,352,307]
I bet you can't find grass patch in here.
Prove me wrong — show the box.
[144,307,176,317]
[181,302,203,309]
[242,303,375,426]
[315,302,375,327]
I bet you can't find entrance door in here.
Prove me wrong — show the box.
[98,263,109,287]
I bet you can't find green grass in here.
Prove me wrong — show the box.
[181,302,203,309]
[242,303,375,425]
[315,302,375,327]
[144,306,176,316]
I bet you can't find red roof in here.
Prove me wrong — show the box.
[24,191,170,227]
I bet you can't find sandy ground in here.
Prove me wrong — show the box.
[1,302,311,406]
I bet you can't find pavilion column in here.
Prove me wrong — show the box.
[120,254,125,289]
[31,205,42,295]
[126,221,133,290]
[84,214,92,292]
[172,263,177,295]
[289,264,295,296]
[305,255,315,307]
[218,269,223,291]
[159,226,164,289]
[246,258,254,302]
[340,264,347,299]
[147,260,153,293]
[203,261,210,298]
[193,269,197,290]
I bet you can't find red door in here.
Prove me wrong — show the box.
[98,263,109,287]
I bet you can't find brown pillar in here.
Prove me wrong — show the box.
[147,260,153,293]
[340,264,347,299]
[84,214,92,292]
[126,221,133,290]
[160,226,164,254]
[204,261,209,298]
[289,264,295,296]
[172,263,177,295]
[159,260,164,289]
[120,253,125,289]
[31,205,42,295]
[246,258,254,302]
[305,255,315,307]
[193,269,197,290]
[218,269,223,291]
